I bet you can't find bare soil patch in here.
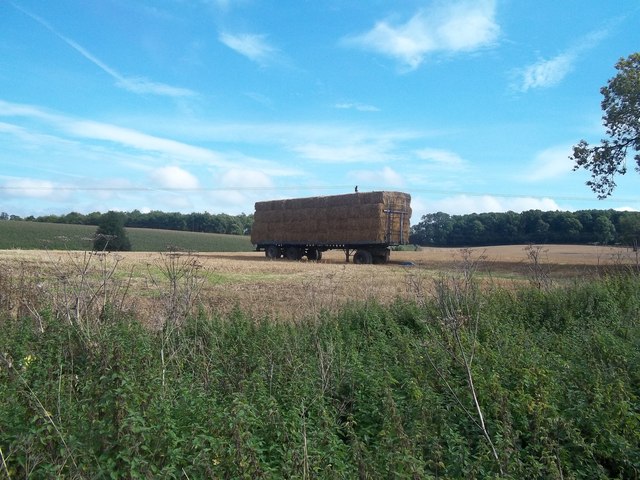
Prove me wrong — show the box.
[0,245,637,322]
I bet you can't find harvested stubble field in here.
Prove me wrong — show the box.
[1,244,637,323]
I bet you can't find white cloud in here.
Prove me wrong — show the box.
[219,32,278,65]
[344,0,499,70]
[115,77,195,97]
[207,169,275,213]
[522,145,574,182]
[150,166,200,189]
[0,121,75,151]
[220,169,273,189]
[67,121,229,165]
[348,166,404,187]
[513,28,609,92]
[517,54,575,92]
[0,101,232,167]
[334,102,380,112]
[2,178,57,198]
[428,194,561,215]
[0,100,61,123]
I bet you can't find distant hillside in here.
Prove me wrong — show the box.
[0,221,253,252]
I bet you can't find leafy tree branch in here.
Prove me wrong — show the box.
[571,52,640,198]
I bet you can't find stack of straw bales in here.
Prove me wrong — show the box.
[251,191,412,245]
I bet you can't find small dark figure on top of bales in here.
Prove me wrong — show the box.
[355,185,358,193]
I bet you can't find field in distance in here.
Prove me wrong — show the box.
[1,244,637,323]
[0,220,253,252]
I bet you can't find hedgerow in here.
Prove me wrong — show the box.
[1,275,638,478]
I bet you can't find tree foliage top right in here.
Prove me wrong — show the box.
[571,52,640,198]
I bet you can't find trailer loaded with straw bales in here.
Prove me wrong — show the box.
[251,191,412,264]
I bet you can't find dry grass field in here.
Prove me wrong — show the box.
[1,244,637,323]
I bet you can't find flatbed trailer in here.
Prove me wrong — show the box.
[250,191,412,264]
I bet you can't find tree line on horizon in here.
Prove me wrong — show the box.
[5,210,254,236]
[3,207,639,249]
[409,209,640,248]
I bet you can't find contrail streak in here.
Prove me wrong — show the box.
[8,1,195,97]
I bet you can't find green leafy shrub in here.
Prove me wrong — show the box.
[1,275,639,478]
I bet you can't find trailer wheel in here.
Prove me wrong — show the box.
[285,246,303,260]
[353,249,373,264]
[265,245,280,259]
[373,249,390,264]
[306,248,322,261]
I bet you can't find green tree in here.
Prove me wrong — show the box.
[571,53,640,198]
[93,211,132,251]
[520,210,550,243]
[619,213,640,251]
[410,212,453,245]
[594,215,616,244]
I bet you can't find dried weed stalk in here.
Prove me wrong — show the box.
[50,251,134,341]
[0,251,134,342]
[524,244,552,290]
[408,249,503,476]
[148,250,206,388]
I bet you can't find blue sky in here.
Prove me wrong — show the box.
[1,0,639,222]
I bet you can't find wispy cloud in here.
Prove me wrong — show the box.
[513,28,610,92]
[521,145,575,182]
[9,2,196,97]
[343,0,499,70]
[67,120,227,165]
[517,54,575,91]
[0,100,230,167]
[334,102,380,112]
[219,32,279,66]
[220,169,273,189]
[1,177,58,199]
[348,166,405,187]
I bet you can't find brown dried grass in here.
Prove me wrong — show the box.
[0,244,637,323]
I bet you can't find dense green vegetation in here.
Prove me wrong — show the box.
[1,270,638,478]
[410,209,640,247]
[93,211,132,252]
[0,221,253,251]
[4,210,254,236]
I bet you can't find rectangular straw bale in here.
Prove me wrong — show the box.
[254,199,283,212]
[325,194,344,207]
[252,191,411,245]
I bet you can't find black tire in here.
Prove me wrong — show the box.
[353,249,373,264]
[373,249,390,264]
[285,246,303,260]
[265,245,280,259]
[306,248,322,261]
